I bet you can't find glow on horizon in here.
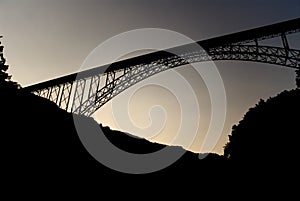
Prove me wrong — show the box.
[93,62,296,154]
[1,0,299,154]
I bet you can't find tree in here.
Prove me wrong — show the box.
[223,89,300,162]
[0,36,19,93]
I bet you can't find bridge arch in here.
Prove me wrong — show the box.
[22,18,300,116]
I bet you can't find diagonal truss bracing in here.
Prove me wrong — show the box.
[22,18,300,116]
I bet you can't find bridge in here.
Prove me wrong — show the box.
[23,18,300,117]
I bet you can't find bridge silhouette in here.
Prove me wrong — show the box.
[23,18,300,116]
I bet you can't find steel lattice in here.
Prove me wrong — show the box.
[22,18,300,116]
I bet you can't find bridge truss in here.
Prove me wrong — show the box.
[23,18,300,116]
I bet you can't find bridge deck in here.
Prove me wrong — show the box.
[23,18,300,92]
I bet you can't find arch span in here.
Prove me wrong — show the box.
[22,18,300,116]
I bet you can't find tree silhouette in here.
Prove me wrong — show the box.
[0,36,19,93]
[224,89,300,162]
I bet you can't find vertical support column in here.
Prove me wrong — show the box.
[58,82,73,111]
[54,85,62,104]
[58,84,66,108]
[106,71,116,86]
[281,32,290,64]
[254,38,259,47]
[88,76,95,99]
[105,71,116,96]
[65,82,73,111]
[79,79,87,106]
[71,79,86,114]
[48,85,61,104]
[71,81,80,113]
[88,75,101,99]
[94,71,116,110]
[254,38,259,60]
[47,87,53,99]
[281,33,289,50]
[254,38,259,51]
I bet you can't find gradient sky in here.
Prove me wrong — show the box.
[1,0,299,154]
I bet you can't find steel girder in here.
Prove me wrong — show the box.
[22,18,300,116]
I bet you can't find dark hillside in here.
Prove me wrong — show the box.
[1,92,226,180]
[224,89,300,164]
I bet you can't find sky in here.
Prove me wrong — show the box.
[0,0,299,154]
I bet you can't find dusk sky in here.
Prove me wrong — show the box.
[1,0,299,154]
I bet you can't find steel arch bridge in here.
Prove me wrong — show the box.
[22,18,300,116]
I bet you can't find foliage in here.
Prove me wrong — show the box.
[0,36,19,93]
[224,89,300,162]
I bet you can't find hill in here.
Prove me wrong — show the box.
[224,89,300,164]
[1,91,226,179]
[2,87,299,181]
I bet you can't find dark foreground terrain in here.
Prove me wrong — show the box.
[1,92,226,176]
[1,89,299,182]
